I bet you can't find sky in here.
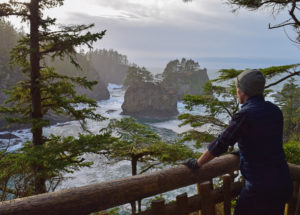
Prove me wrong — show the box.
[1,0,300,71]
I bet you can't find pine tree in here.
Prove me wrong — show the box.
[123,66,154,87]
[0,0,108,196]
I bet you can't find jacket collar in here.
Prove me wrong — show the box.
[241,94,265,108]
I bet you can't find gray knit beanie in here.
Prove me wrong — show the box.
[235,69,265,97]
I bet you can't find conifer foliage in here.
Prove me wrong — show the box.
[0,0,108,197]
[123,66,154,87]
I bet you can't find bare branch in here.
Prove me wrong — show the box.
[289,0,300,26]
[139,162,161,174]
[268,18,295,29]
[221,103,234,119]
[265,70,300,89]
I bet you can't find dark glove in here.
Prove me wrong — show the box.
[183,158,199,169]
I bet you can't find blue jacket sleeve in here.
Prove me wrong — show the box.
[208,110,247,157]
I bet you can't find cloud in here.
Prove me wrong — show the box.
[63,4,299,68]
[4,0,299,69]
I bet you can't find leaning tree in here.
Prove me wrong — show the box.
[101,117,197,214]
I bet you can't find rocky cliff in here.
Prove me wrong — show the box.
[75,79,110,101]
[122,82,178,118]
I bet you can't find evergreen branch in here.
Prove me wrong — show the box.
[0,3,29,17]
[179,130,216,148]
[135,151,154,160]
[221,103,234,119]
[40,24,95,37]
[39,29,106,56]
[228,0,292,10]
[0,186,18,196]
[178,113,227,128]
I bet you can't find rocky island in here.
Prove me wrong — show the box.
[122,82,178,118]
[161,58,209,100]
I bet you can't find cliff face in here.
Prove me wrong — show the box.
[122,82,178,118]
[76,79,110,101]
[162,68,209,100]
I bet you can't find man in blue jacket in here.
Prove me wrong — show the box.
[184,69,293,215]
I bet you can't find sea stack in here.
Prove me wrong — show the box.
[122,82,178,118]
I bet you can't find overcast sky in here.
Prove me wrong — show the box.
[1,0,300,70]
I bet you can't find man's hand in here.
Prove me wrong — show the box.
[230,150,240,157]
[183,150,215,169]
[183,158,199,169]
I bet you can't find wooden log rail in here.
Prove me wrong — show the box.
[0,154,299,215]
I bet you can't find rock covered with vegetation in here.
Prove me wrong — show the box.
[161,58,209,100]
[122,78,178,118]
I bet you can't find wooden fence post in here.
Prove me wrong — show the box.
[151,199,166,215]
[295,183,300,215]
[176,193,189,215]
[199,181,216,215]
[287,181,299,215]
[197,183,201,215]
[222,174,232,215]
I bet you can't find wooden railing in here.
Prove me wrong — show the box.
[0,154,299,215]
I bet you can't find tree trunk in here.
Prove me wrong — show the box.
[138,199,142,213]
[29,0,46,194]
[130,156,138,214]
[132,156,137,176]
[132,156,142,213]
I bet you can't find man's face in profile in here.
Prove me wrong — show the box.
[236,88,248,104]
